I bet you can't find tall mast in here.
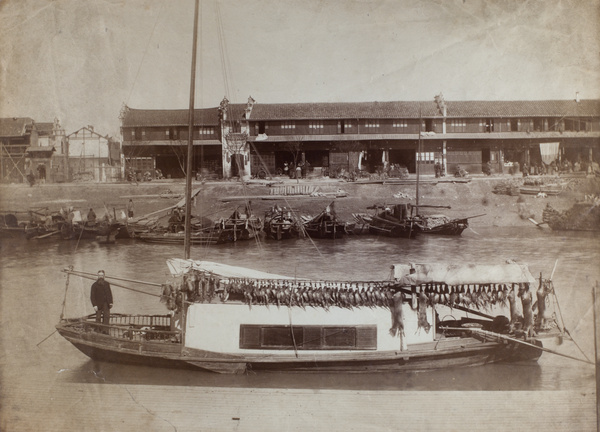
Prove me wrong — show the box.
[184,0,200,259]
[416,103,422,215]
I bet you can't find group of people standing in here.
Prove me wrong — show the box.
[283,161,309,179]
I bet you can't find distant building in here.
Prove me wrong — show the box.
[0,117,66,183]
[121,96,600,179]
[65,126,121,182]
[120,104,225,179]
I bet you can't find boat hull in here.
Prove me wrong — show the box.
[57,320,541,374]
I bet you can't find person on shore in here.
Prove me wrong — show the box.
[434,161,442,178]
[127,199,134,218]
[37,164,46,184]
[26,169,35,187]
[90,270,113,333]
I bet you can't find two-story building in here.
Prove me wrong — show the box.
[120,96,600,179]
[0,117,67,183]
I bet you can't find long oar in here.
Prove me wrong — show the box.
[442,326,593,365]
[33,230,61,239]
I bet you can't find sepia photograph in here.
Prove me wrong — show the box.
[1,0,599,430]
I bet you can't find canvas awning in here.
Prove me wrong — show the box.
[540,142,560,165]
[392,263,536,285]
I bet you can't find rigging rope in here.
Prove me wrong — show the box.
[126,0,166,105]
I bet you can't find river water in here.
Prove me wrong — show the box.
[1,226,598,430]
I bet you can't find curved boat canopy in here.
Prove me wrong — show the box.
[392,263,537,285]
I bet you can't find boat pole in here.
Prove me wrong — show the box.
[184,0,200,259]
[62,268,163,287]
[416,104,422,214]
[442,326,594,365]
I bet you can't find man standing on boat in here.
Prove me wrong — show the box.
[91,270,113,333]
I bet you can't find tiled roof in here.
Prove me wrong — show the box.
[121,105,248,127]
[248,100,600,120]
[121,100,600,126]
[35,122,54,135]
[0,117,34,137]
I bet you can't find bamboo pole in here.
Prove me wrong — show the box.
[184,0,200,259]
[62,268,163,287]
[61,269,162,298]
[442,326,594,365]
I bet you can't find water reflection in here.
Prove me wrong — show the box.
[65,359,546,392]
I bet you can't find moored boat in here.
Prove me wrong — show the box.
[55,260,578,374]
[364,203,417,238]
[412,214,469,235]
[541,201,600,231]
[301,202,351,239]
[263,206,302,240]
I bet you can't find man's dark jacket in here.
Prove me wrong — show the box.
[91,279,113,307]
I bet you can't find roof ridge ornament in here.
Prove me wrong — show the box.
[119,103,130,120]
[434,93,447,116]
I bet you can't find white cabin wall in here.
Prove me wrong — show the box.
[184,303,434,354]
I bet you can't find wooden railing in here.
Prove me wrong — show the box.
[69,314,181,343]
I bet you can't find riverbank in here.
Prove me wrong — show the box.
[1,174,599,228]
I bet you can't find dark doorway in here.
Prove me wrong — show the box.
[482,148,491,164]
[390,149,416,173]
[156,155,184,179]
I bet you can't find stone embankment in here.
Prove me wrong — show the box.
[1,175,598,228]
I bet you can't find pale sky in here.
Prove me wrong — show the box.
[1,0,598,137]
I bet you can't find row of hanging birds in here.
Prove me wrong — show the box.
[160,270,533,312]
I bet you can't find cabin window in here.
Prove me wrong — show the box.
[365,120,379,129]
[281,121,295,130]
[393,120,408,128]
[239,324,377,350]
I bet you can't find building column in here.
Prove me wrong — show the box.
[442,140,447,176]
